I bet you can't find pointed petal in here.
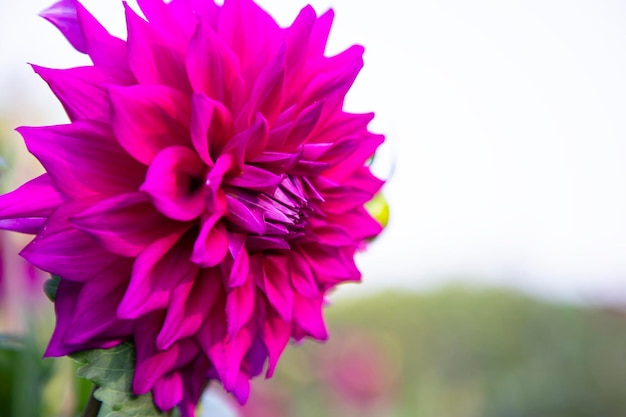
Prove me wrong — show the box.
[157,268,223,350]
[243,47,285,126]
[153,371,184,412]
[125,3,191,92]
[190,93,233,165]
[20,199,122,282]
[293,293,327,341]
[263,306,291,378]
[191,214,228,268]
[289,252,319,298]
[224,194,266,235]
[19,122,145,198]
[227,164,282,194]
[117,228,197,319]
[39,0,87,51]
[140,146,206,221]
[300,45,364,106]
[110,84,192,165]
[0,174,65,226]
[225,270,256,337]
[218,0,282,87]
[134,314,199,394]
[227,233,249,287]
[71,192,181,257]
[33,65,132,122]
[63,260,134,345]
[186,16,243,107]
[262,255,293,322]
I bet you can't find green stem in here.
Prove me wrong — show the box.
[82,385,102,417]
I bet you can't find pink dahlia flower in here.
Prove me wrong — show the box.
[0,0,384,414]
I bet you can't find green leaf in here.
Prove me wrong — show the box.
[44,275,61,302]
[71,342,167,417]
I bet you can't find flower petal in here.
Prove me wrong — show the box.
[71,192,181,257]
[20,199,122,282]
[225,269,256,337]
[19,122,145,198]
[140,146,206,222]
[261,255,293,323]
[0,175,65,229]
[117,228,197,319]
[109,84,192,165]
[191,213,228,268]
[186,16,244,108]
[125,2,191,93]
[33,65,132,122]
[263,306,291,378]
[190,92,233,165]
[157,268,223,350]
[293,293,327,341]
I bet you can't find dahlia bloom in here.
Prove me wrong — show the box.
[0,0,384,414]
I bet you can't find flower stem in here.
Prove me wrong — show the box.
[82,385,102,417]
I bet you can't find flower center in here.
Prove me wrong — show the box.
[223,176,321,252]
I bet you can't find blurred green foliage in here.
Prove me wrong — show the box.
[3,287,626,416]
[243,287,626,417]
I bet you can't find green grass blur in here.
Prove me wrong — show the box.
[240,287,626,417]
[2,287,626,416]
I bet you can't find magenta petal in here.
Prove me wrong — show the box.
[63,261,133,345]
[227,164,282,194]
[20,200,122,282]
[227,233,250,287]
[289,252,319,298]
[117,228,197,319]
[218,0,282,87]
[140,146,205,222]
[153,371,184,412]
[299,243,360,283]
[19,122,145,198]
[39,0,87,53]
[0,174,65,225]
[328,207,383,241]
[191,214,228,268]
[71,192,180,257]
[282,100,325,150]
[190,93,233,166]
[109,84,192,165]
[301,45,364,106]
[263,307,291,378]
[74,1,128,68]
[309,9,334,58]
[232,372,251,404]
[224,194,266,235]
[33,65,131,122]
[262,255,293,322]
[225,270,255,337]
[157,268,222,350]
[186,16,243,107]
[0,218,46,234]
[201,314,253,392]
[224,113,269,169]
[285,6,316,73]
[244,47,285,125]
[293,293,328,341]
[125,3,191,93]
[134,318,199,394]
[45,278,131,357]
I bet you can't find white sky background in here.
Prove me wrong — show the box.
[1,0,626,304]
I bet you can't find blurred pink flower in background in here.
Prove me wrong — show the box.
[0,0,384,415]
[318,330,398,413]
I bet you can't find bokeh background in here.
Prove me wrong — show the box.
[2,0,626,416]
